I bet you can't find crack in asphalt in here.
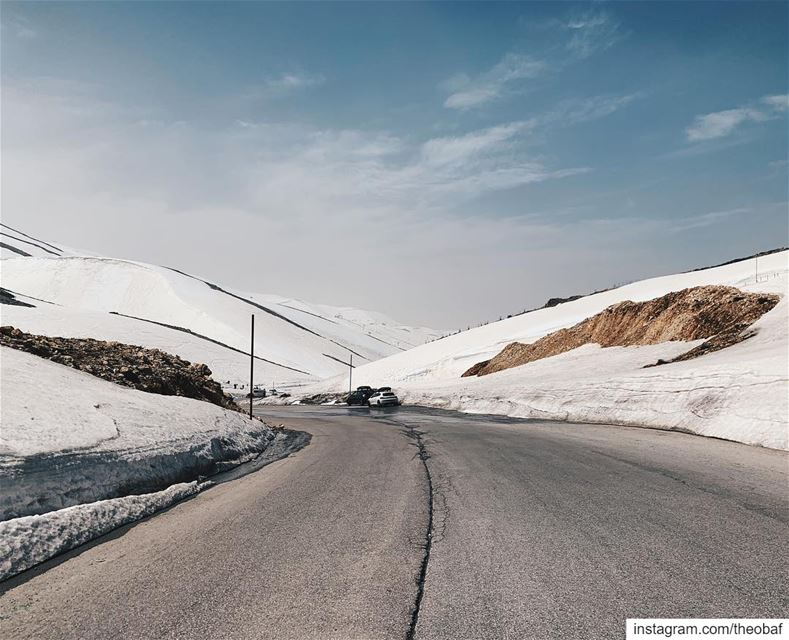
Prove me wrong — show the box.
[430,475,452,545]
[399,422,435,640]
[364,413,442,638]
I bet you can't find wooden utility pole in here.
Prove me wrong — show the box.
[349,353,353,394]
[249,314,255,419]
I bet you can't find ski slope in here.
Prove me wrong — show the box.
[1,235,442,386]
[313,251,789,449]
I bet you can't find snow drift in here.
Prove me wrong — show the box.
[0,346,309,579]
[0,346,284,520]
[311,252,789,449]
[0,482,201,581]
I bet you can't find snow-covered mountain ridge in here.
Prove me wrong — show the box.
[1,228,443,387]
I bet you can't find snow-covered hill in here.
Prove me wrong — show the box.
[0,345,309,579]
[0,232,442,387]
[311,251,789,449]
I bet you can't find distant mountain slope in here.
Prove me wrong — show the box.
[0,231,442,386]
[311,250,788,449]
[0,222,87,259]
[326,250,788,385]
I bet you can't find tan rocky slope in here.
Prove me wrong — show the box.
[462,286,779,377]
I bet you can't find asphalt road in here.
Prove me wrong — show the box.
[1,406,787,639]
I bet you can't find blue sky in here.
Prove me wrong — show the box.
[2,1,787,327]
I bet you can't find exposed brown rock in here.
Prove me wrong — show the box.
[462,286,779,377]
[462,359,491,377]
[0,326,238,410]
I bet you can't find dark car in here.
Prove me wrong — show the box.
[347,385,375,405]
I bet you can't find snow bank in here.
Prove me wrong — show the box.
[315,252,789,449]
[0,347,310,580]
[0,347,276,519]
[0,482,201,581]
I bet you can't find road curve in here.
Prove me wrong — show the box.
[1,406,787,639]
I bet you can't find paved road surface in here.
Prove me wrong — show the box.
[1,406,787,639]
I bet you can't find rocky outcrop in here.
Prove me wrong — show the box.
[299,392,345,405]
[463,286,780,377]
[543,295,585,308]
[0,326,237,409]
[461,360,490,377]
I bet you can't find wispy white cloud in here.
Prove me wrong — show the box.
[442,8,626,111]
[668,207,752,233]
[761,94,789,111]
[266,71,325,93]
[686,108,766,142]
[561,204,765,237]
[237,71,325,104]
[565,9,622,59]
[5,79,586,224]
[420,121,533,166]
[540,93,641,127]
[685,94,787,142]
[443,53,546,110]
[232,119,572,208]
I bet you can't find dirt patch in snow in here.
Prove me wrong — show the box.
[463,286,780,377]
[0,326,238,409]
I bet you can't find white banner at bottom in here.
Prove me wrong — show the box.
[626,619,788,639]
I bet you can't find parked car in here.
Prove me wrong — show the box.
[367,389,399,407]
[347,385,375,405]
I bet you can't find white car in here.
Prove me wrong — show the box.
[367,390,399,407]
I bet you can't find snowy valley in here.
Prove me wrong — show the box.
[1,224,787,581]
[0,225,441,578]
